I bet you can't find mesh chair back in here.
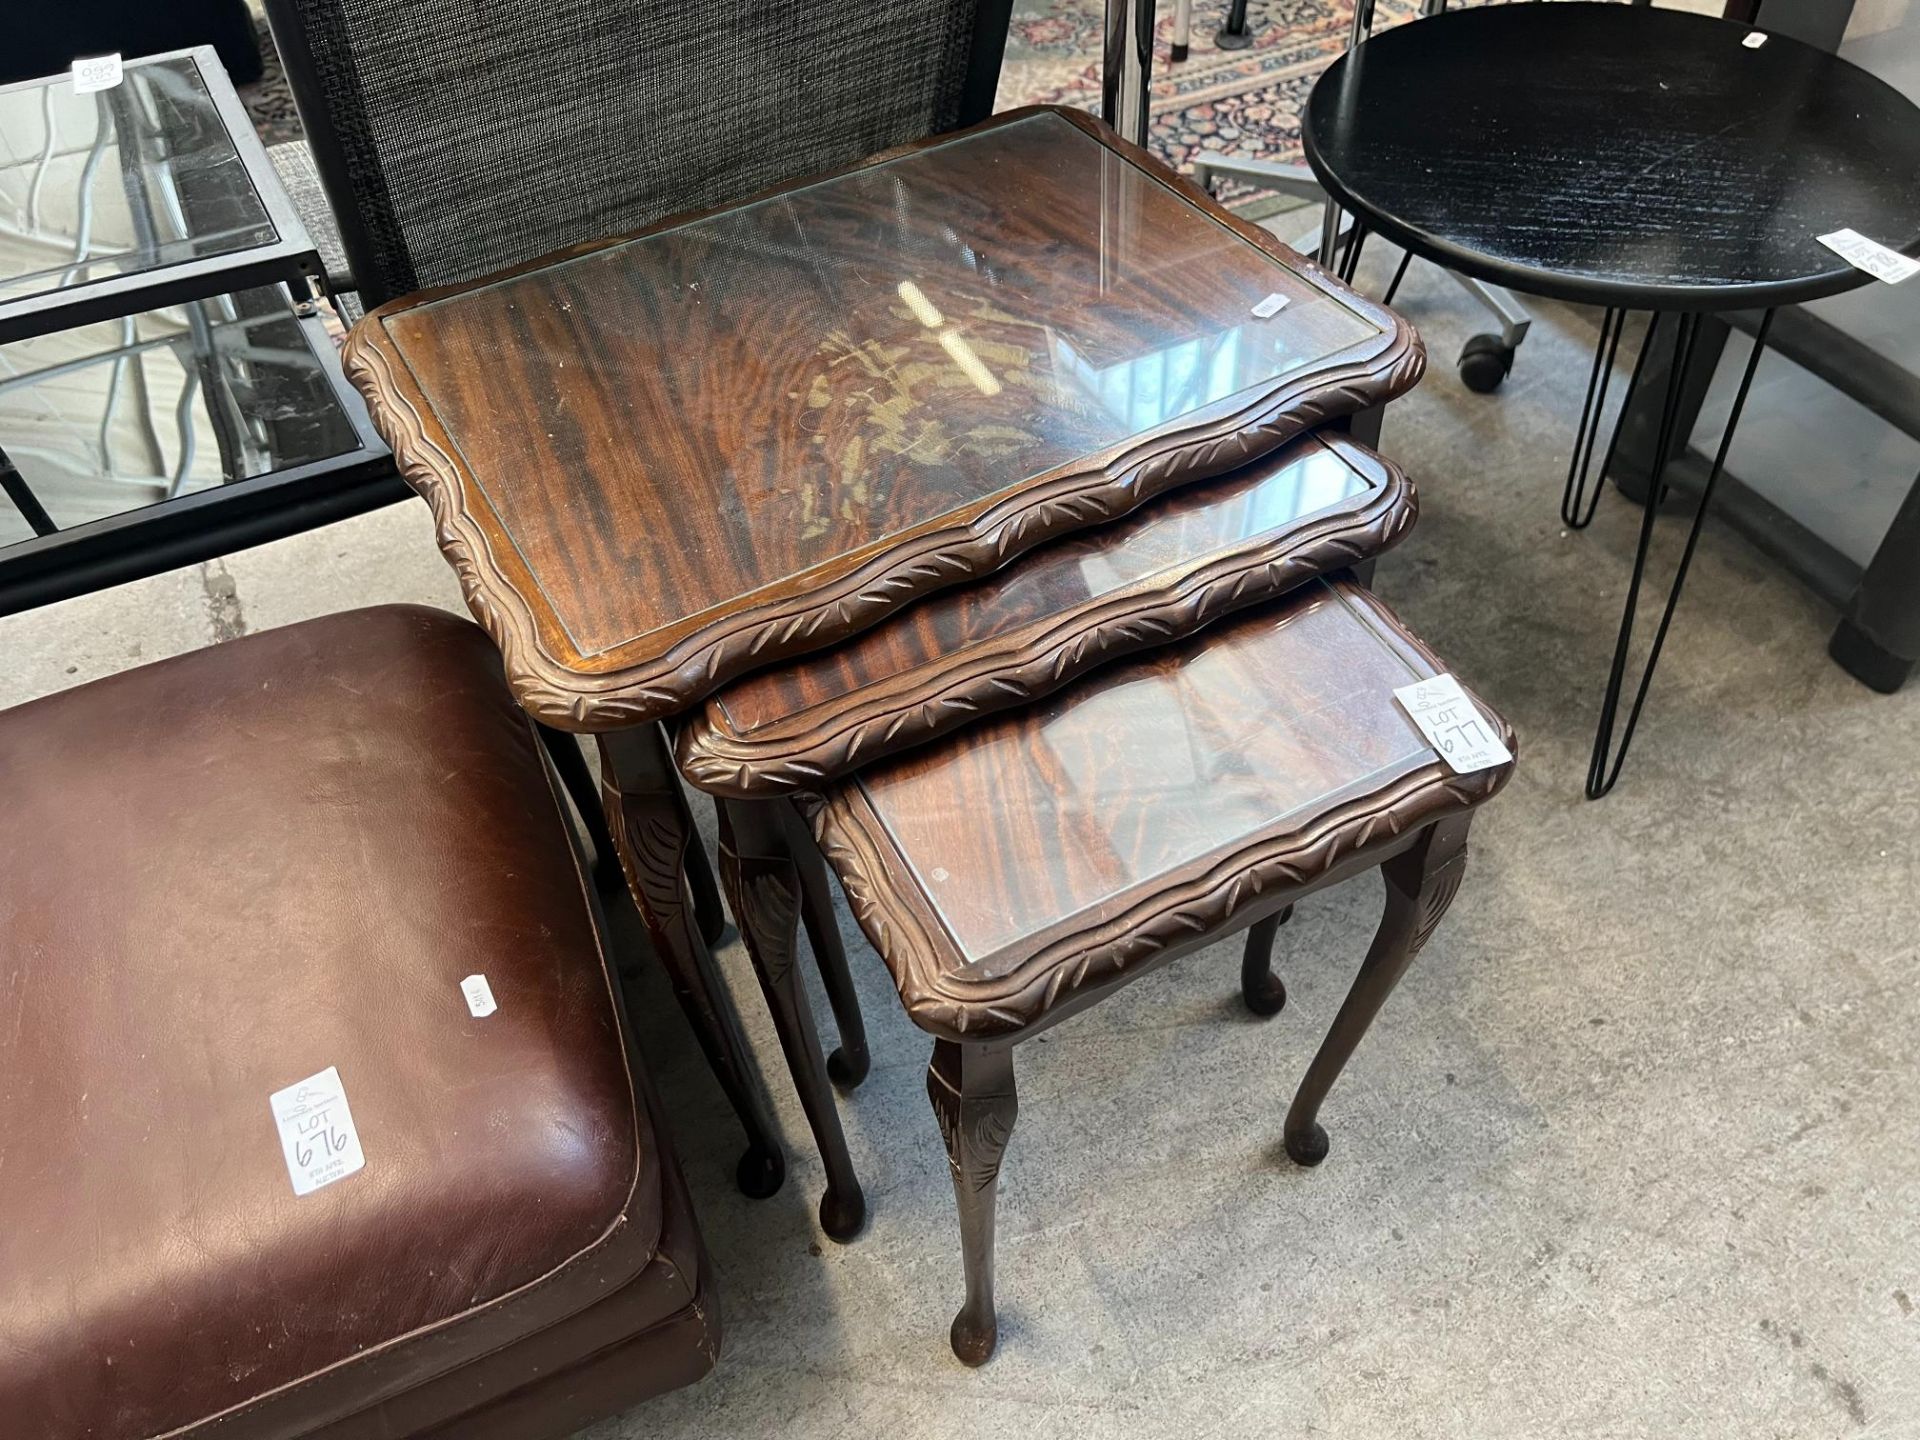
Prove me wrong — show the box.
[264,0,1013,306]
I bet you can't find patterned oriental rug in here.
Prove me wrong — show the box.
[995,0,1420,180]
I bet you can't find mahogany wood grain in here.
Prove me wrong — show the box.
[800,578,1515,1041]
[344,107,1423,730]
[677,433,1414,797]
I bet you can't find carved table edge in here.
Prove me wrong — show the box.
[344,320,1424,733]
[796,593,1516,1042]
[675,464,1420,797]
[339,103,1425,734]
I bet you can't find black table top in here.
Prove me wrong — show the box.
[1303,3,1920,311]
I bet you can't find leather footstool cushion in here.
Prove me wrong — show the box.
[0,607,710,1439]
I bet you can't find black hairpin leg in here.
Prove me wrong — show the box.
[1585,308,1775,800]
[1381,249,1414,306]
[1561,306,1633,529]
[1337,223,1370,285]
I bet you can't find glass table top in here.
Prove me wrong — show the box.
[712,435,1380,734]
[1,285,363,546]
[0,54,278,308]
[385,109,1384,660]
[856,580,1439,967]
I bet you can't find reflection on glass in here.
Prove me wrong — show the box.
[392,111,1384,655]
[1,286,360,546]
[0,55,276,303]
[862,582,1435,963]
[713,438,1380,733]
[1044,322,1342,435]
[1072,442,1371,596]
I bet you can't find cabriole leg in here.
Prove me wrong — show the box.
[1240,903,1293,1017]
[927,1038,1019,1365]
[782,802,870,1089]
[1285,818,1469,1166]
[533,721,623,893]
[719,797,867,1240]
[598,727,785,1198]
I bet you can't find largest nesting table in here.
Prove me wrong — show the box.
[343,105,1424,1219]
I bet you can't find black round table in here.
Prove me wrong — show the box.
[1301,2,1920,797]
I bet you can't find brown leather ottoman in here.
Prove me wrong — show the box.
[0,607,718,1440]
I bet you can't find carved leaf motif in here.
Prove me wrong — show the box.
[678,465,1423,798]
[958,1106,1014,1193]
[1409,861,1466,958]
[722,850,803,987]
[600,784,687,928]
[929,1068,962,1158]
[927,1060,1016,1193]
[806,698,1513,1043]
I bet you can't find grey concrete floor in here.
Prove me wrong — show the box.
[4,244,1917,1440]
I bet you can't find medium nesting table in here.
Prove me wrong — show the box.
[344,106,1422,1229]
[1303,2,1920,796]
[677,431,1417,797]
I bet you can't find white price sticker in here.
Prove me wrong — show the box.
[461,973,498,1018]
[1394,674,1512,775]
[269,1065,366,1197]
[1742,31,1768,47]
[1818,229,1919,285]
[1251,292,1291,319]
[71,54,123,95]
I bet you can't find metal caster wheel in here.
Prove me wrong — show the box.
[1458,333,1515,393]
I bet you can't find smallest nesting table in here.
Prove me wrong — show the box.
[792,577,1515,1363]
